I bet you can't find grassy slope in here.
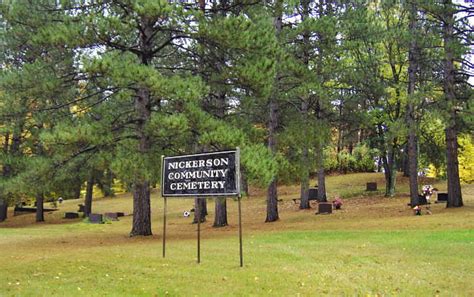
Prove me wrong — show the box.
[0,173,473,296]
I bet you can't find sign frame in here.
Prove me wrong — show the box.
[160,148,243,267]
[161,150,241,198]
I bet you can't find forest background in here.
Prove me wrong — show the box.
[0,0,472,235]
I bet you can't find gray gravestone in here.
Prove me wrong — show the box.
[104,212,119,221]
[308,188,319,201]
[64,212,79,219]
[437,193,448,202]
[417,195,428,205]
[366,182,377,191]
[89,213,103,224]
[317,203,332,214]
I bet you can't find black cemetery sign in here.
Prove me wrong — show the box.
[161,150,240,197]
[161,149,243,267]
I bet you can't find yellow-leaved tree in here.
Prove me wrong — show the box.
[458,134,474,184]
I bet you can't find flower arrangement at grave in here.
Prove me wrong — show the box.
[413,205,422,216]
[421,185,438,203]
[332,197,343,210]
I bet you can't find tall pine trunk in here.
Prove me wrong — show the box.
[132,181,152,236]
[315,101,327,202]
[1,134,10,222]
[266,0,282,223]
[0,199,7,222]
[130,16,154,236]
[407,1,419,206]
[266,180,279,222]
[266,98,279,222]
[299,100,310,209]
[300,163,310,209]
[299,0,311,210]
[445,127,463,207]
[316,146,327,202]
[35,193,44,222]
[193,198,207,223]
[241,172,249,197]
[213,91,228,224]
[84,175,94,217]
[443,0,463,208]
[382,146,397,197]
[213,197,228,227]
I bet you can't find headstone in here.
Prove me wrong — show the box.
[64,212,79,219]
[366,182,377,191]
[437,193,448,202]
[104,212,119,221]
[417,195,428,205]
[0,199,7,222]
[89,213,103,224]
[317,203,332,214]
[308,188,318,200]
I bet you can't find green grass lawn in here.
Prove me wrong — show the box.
[1,173,473,296]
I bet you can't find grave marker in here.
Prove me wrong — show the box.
[64,212,79,219]
[437,193,448,202]
[89,213,103,224]
[366,182,377,191]
[317,203,333,214]
[104,212,119,221]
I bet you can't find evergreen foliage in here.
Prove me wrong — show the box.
[0,0,471,228]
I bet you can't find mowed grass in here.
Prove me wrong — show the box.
[0,173,473,296]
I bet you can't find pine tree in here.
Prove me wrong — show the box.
[406,1,420,206]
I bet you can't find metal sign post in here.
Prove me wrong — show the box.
[161,155,167,258]
[236,147,243,267]
[163,196,167,258]
[238,195,243,267]
[197,201,201,264]
[161,149,242,266]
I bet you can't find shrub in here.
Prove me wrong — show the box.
[326,144,377,173]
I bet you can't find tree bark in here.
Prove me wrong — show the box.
[2,132,9,175]
[316,146,327,202]
[0,199,8,222]
[193,198,207,223]
[300,102,310,208]
[300,168,310,209]
[443,0,463,208]
[266,98,279,222]
[213,197,228,227]
[407,1,419,206]
[241,172,249,197]
[299,0,311,210]
[35,193,44,222]
[382,146,397,197]
[131,181,152,236]
[445,126,463,207]
[1,134,10,222]
[130,16,154,236]
[266,180,279,222]
[212,92,228,225]
[266,0,282,223]
[3,122,23,177]
[84,175,94,217]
